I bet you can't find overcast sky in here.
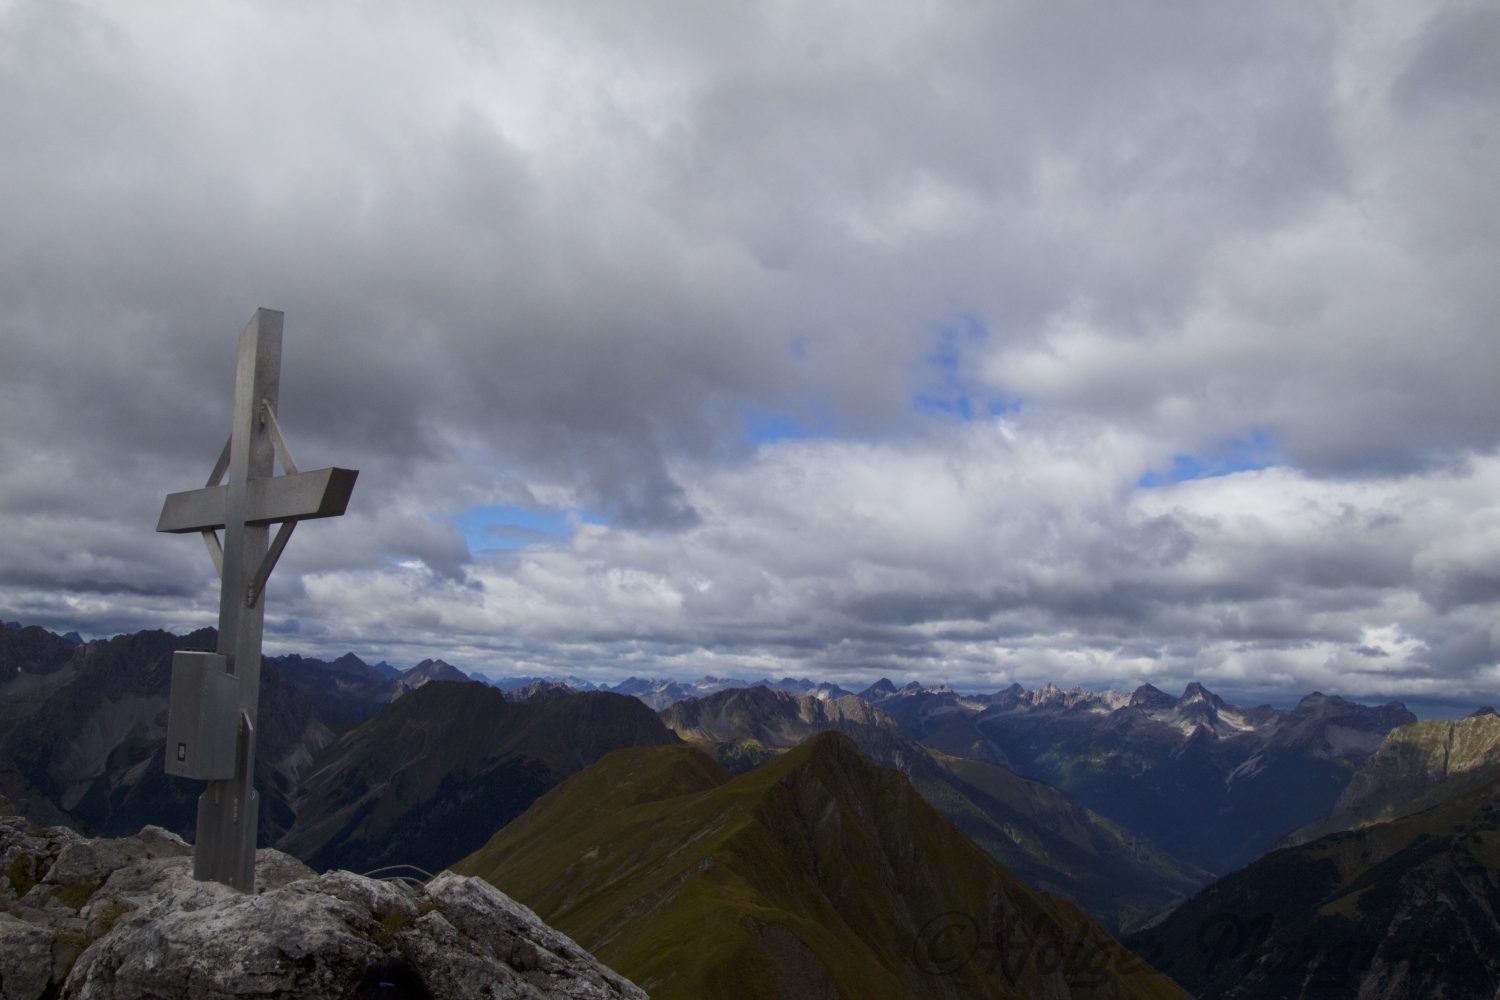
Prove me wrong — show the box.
[3,1,1498,708]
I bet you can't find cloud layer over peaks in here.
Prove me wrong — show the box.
[2,0,1497,705]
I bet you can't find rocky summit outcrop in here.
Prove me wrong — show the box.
[0,817,645,1000]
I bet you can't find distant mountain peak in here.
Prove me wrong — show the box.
[392,659,475,700]
[1468,705,1497,718]
[325,652,372,675]
[368,660,402,680]
[1178,681,1224,707]
[858,678,898,699]
[1129,683,1176,710]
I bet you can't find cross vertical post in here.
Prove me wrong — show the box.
[158,308,357,892]
[205,308,278,890]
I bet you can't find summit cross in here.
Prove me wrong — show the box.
[157,308,357,891]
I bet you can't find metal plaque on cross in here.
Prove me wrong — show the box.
[157,308,356,892]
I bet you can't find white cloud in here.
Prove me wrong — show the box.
[2,0,1496,705]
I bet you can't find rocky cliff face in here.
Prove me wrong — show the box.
[1282,711,1500,847]
[659,685,899,750]
[0,816,645,1000]
[1337,712,1500,816]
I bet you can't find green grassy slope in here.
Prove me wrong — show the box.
[457,732,1186,1000]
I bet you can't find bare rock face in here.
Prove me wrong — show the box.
[0,819,646,1000]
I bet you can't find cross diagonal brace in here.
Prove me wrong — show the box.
[201,529,225,579]
[207,436,232,489]
[199,436,233,579]
[260,400,298,475]
[246,521,295,608]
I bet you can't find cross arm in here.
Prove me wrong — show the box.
[157,467,359,533]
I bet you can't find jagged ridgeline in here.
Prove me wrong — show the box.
[862,679,1416,874]
[456,732,1186,1000]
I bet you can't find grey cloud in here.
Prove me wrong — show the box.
[3,1,1498,701]
[1392,3,1500,112]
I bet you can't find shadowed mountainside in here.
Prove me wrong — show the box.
[0,627,329,844]
[280,681,680,875]
[866,681,1414,873]
[273,651,396,727]
[1129,774,1500,999]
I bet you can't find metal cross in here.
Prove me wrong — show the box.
[157,308,356,891]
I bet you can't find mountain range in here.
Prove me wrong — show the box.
[456,731,1186,999]
[268,650,863,722]
[861,679,1416,873]
[273,651,471,727]
[8,618,1487,997]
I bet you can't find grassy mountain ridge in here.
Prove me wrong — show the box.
[458,731,1186,1000]
[660,686,1208,932]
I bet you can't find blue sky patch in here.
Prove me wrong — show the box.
[1137,430,1279,488]
[742,400,834,445]
[910,315,1014,423]
[454,505,602,553]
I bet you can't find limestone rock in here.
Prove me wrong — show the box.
[0,911,54,1000]
[0,821,647,1000]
